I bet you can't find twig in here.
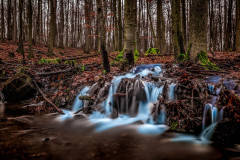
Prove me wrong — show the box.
[33,80,64,114]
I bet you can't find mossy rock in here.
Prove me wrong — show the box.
[2,73,36,102]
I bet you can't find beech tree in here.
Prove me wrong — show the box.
[28,0,33,58]
[17,0,24,64]
[97,0,110,73]
[236,0,240,51]
[48,0,55,56]
[172,0,185,57]
[189,0,208,60]
[123,0,137,66]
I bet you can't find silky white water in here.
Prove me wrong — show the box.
[59,65,224,142]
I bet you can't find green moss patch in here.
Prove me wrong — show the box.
[145,48,160,56]
[196,50,219,70]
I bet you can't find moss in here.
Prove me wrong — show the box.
[145,48,160,55]
[78,96,93,101]
[38,58,61,64]
[64,60,77,66]
[196,50,219,70]
[114,49,139,63]
[170,122,178,130]
[115,50,124,62]
[177,43,192,62]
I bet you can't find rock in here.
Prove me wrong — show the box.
[2,73,36,102]
[211,119,240,146]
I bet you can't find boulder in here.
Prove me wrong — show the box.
[2,73,36,102]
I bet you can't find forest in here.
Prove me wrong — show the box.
[0,0,240,160]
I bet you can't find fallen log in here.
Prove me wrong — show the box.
[36,63,101,76]
[61,54,98,61]
[33,80,64,114]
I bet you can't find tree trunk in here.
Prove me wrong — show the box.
[123,0,137,66]
[28,0,33,58]
[48,0,54,56]
[172,0,185,57]
[147,1,157,48]
[1,0,5,42]
[157,0,166,54]
[84,0,91,53]
[17,0,25,64]
[7,0,12,40]
[181,0,186,47]
[136,0,141,53]
[224,0,233,51]
[189,0,208,61]
[13,0,17,42]
[118,0,123,51]
[96,0,110,73]
[113,0,118,51]
[36,0,42,44]
[65,0,69,47]
[236,0,240,51]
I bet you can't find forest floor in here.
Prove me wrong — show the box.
[1,42,240,159]
[0,41,239,113]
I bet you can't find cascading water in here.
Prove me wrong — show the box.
[172,76,225,143]
[89,64,168,134]
[60,65,225,142]
[59,86,90,120]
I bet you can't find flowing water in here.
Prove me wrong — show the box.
[2,65,240,159]
[59,64,225,143]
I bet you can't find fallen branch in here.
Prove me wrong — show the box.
[62,54,98,61]
[187,70,228,74]
[146,53,175,57]
[33,80,64,114]
[36,67,73,76]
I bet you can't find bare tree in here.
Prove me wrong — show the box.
[17,0,25,64]
[123,0,137,65]
[97,0,110,73]
[28,0,33,58]
[189,0,208,60]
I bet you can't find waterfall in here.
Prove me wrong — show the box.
[60,64,227,141]
[72,86,90,112]
[88,64,169,134]
[168,83,176,101]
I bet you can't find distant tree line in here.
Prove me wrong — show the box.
[0,0,239,66]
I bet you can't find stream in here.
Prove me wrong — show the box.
[1,64,240,160]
